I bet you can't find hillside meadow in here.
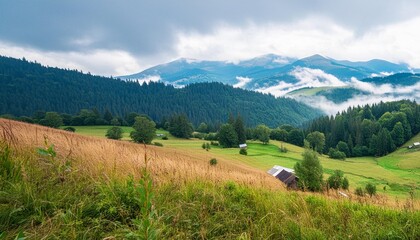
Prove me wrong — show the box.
[1,119,419,239]
[69,125,420,200]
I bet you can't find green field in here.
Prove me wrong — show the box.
[67,126,420,199]
[287,86,337,96]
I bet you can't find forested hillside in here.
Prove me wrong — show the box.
[306,100,420,156]
[0,56,319,127]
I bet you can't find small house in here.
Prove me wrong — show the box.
[239,143,247,149]
[267,165,298,189]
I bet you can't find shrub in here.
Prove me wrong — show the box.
[204,133,218,141]
[239,148,247,155]
[209,158,218,166]
[365,183,377,197]
[355,187,364,196]
[162,136,168,140]
[192,132,204,139]
[327,170,344,189]
[153,142,163,147]
[210,141,219,146]
[202,142,211,151]
[279,145,288,153]
[106,126,123,140]
[63,126,76,132]
[328,148,346,160]
[342,177,349,190]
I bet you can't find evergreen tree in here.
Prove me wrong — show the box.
[103,109,113,124]
[218,124,238,148]
[391,122,405,146]
[168,114,193,139]
[288,129,304,146]
[234,115,247,144]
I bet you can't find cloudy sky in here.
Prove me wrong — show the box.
[1,0,420,76]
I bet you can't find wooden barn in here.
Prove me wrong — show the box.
[267,165,298,189]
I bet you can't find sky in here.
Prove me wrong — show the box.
[1,0,420,76]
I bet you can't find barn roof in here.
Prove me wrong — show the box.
[267,165,294,177]
[275,170,296,185]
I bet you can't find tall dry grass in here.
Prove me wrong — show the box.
[1,119,418,210]
[0,119,283,190]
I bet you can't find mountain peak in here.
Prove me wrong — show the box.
[301,54,329,61]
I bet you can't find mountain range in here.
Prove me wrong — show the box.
[121,54,420,114]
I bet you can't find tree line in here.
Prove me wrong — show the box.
[0,55,319,128]
[304,100,420,157]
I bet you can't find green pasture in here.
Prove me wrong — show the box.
[66,126,420,199]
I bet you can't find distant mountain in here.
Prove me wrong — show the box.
[0,55,320,127]
[120,54,415,94]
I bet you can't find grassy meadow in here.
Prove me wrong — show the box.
[1,119,419,239]
[68,125,420,199]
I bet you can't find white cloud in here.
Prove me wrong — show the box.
[0,41,146,76]
[257,67,346,97]
[294,94,418,116]
[349,77,394,95]
[257,81,295,96]
[174,16,420,69]
[130,75,161,85]
[291,67,347,87]
[233,76,252,88]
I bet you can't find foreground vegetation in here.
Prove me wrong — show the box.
[1,119,419,239]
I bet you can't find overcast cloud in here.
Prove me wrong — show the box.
[1,0,420,75]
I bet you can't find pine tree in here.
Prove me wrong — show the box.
[234,115,246,144]
[218,124,238,148]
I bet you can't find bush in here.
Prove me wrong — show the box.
[210,141,219,146]
[192,132,205,139]
[63,126,76,132]
[153,142,163,147]
[162,136,168,140]
[202,142,211,151]
[342,177,349,190]
[279,145,288,153]
[355,187,364,196]
[327,170,344,189]
[328,148,346,160]
[365,183,377,197]
[204,133,218,141]
[239,148,247,155]
[106,126,123,140]
[209,158,218,166]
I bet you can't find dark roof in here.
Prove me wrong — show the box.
[275,170,297,185]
